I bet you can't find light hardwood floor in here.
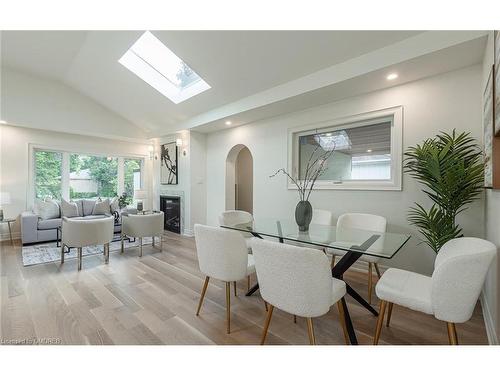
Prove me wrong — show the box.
[0,232,489,345]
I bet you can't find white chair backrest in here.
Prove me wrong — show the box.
[122,212,164,237]
[62,216,114,248]
[251,238,334,317]
[219,210,254,238]
[336,213,387,253]
[337,213,387,233]
[194,224,249,282]
[431,237,496,323]
[311,209,333,226]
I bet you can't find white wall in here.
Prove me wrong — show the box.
[205,64,484,275]
[482,31,500,344]
[1,67,147,141]
[0,124,152,240]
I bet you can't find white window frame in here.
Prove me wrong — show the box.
[28,144,147,206]
[287,106,403,191]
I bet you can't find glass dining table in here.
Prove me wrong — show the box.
[221,218,411,344]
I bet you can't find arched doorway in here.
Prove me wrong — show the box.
[225,144,253,213]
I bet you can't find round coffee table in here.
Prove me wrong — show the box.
[1,218,15,246]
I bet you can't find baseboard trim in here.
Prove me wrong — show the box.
[480,292,498,345]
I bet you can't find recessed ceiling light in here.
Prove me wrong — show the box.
[366,149,373,153]
[225,121,232,126]
[386,73,398,81]
[0,120,6,124]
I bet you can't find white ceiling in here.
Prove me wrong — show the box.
[1,30,422,135]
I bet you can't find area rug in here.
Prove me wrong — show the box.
[22,237,155,266]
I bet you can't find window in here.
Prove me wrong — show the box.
[70,154,118,199]
[124,158,143,199]
[31,147,145,203]
[289,107,403,190]
[34,150,62,199]
[119,31,211,104]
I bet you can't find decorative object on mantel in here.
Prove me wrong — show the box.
[160,142,178,185]
[484,65,494,187]
[494,31,500,136]
[270,140,335,231]
[404,130,484,253]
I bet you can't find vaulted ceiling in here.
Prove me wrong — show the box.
[1,30,488,138]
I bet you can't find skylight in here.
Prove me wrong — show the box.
[119,31,210,104]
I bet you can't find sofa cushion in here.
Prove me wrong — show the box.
[93,198,110,215]
[82,199,96,216]
[61,198,79,217]
[74,200,84,217]
[37,218,62,230]
[34,199,60,220]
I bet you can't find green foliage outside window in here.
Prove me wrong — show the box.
[70,154,118,199]
[35,150,62,200]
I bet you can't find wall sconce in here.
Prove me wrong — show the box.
[148,145,154,160]
[176,138,183,147]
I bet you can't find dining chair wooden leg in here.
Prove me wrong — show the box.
[386,302,394,327]
[264,301,268,311]
[139,237,143,257]
[61,244,65,264]
[247,275,250,292]
[196,276,210,316]
[306,318,316,345]
[368,262,373,304]
[374,263,381,278]
[294,315,297,324]
[226,282,231,334]
[337,301,350,345]
[330,255,336,268]
[120,234,124,253]
[447,322,458,345]
[373,300,387,345]
[233,281,237,297]
[77,247,83,271]
[260,304,274,345]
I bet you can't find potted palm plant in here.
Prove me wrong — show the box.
[404,130,484,252]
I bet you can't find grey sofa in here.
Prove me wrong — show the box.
[21,200,137,245]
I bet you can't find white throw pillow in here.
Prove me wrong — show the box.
[34,199,60,220]
[61,198,79,217]
[93,198,110,215]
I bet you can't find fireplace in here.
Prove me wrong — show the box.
[160,195,181,234]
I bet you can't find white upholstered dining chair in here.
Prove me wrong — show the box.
[311,209,333,226]
[326,213,387,304]
[121,212,165,257]
[218,210,254,250]
[61,216,114,271]
[194,224,256,334]
[219,210,255,290]
[373,237,496,345]
[251,238,349,345]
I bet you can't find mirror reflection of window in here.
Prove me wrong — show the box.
[298,121,391,182]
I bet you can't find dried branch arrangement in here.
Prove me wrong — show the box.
[270,141,335,201]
